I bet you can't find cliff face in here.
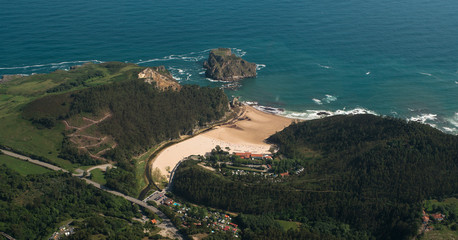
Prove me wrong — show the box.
[138,66,181,91]
[203,48,256,81]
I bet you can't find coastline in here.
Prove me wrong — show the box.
[151,105,294,180]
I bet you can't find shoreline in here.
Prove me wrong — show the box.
[151,104,294,180]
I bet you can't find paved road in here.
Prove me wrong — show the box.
[85,163,115,174]
[1,149,69,173]
[0,149,183,240]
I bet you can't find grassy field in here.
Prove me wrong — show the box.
[425,198,458,215]
[276,220,300,231]
[0,154,51,175]
[90,169,107,185]
[422,227,458,240]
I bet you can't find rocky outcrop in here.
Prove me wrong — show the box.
[0,74,26,83]
[138,66,181,91]
[203,48,256,81]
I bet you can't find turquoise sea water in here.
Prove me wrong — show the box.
[1,0,457,134]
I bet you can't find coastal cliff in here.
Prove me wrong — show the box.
[203,48,256,81]
[138,66,181,91]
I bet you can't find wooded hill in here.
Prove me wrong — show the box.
[15,62,229,196]
[173,115,458,239]
[0,165,146,240]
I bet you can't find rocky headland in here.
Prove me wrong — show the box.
[138,66,181,91]
[203,48,256,81]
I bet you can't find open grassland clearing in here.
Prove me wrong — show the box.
[0,113,76,170]
[276,220,300,231]
[422,228,458,240]
[90,168,107,185]
[0,154,51,175]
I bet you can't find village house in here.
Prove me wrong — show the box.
[233,152,272,160]
[431,213,445,221]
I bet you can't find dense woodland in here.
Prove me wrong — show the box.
[23,64,229,195]
[173,115,458,239]
[0,165,146,239]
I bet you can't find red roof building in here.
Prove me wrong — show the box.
[251,154,264,159]
[431,213,444,221]
[235,152,251,159]
[422,215,429,223]
[280,172,289,177]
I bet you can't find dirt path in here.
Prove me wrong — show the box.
[63,113,115,161]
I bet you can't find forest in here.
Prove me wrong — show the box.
[22,69,229,196]
[172,115,458,239]
[0,164,148,239]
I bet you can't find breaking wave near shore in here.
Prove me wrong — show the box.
[244,101,458,135]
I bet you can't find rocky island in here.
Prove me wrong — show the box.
[203,48,257,81]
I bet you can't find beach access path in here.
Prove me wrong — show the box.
[0,149,183,240]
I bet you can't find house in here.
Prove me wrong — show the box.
[230,222,238,228]
[251,154,264,160]
[163,198,174,205]
[151,219,157,224]
[280,172,289,177]
[431,213,444,221]
[223,226,230,231]
[234,152,251,159]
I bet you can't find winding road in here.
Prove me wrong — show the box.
[0,149,183,240]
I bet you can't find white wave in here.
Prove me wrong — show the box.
[366,71,371,75]
[446,112,458,128]
[442,127,457,133]
[206,78,229,83]
[280,108,377,121]
[0,60,103,70]
[408,113,437,123]
[312,98,323,105]
[317,64,331,69]
[313,94,337,105]
[256,64,266,71]
[136,49,211,64]
[324,94,337,103]
[250,104,284,115]
[419,72,432,77]
[334,108,377,116]
[199,71,206,74]
[455,81,458,84]
[243,101,259,106]
[232,48,247,57]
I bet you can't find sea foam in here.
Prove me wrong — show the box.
[0,60,103,70]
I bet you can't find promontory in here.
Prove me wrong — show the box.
[203,48,257,81]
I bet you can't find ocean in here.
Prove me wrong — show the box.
[1,0,457,134]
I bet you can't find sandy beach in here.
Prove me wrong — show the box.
[152,105,294,179]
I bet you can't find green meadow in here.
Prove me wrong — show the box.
[0,154,51,175]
